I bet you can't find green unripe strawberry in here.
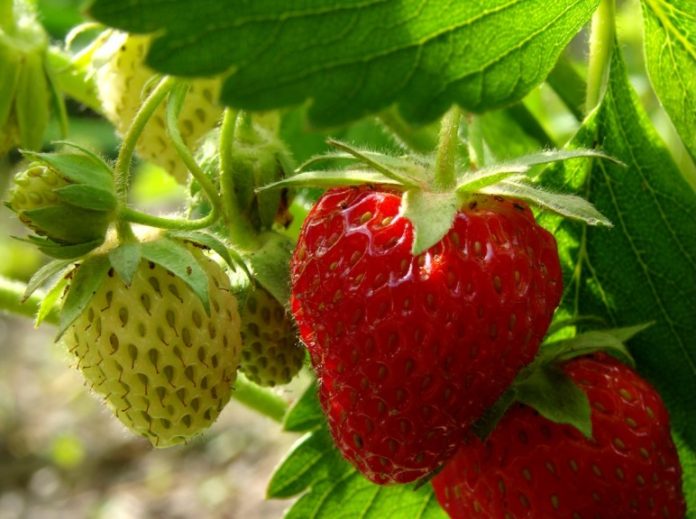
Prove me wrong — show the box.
[94,32,222,183]
[63,247,242,447]
[9,161,114,249]
[240,285,303,387]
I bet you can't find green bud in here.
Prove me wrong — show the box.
[9,151,117,255]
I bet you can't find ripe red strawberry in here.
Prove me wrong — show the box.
[432,354,685,518]
[290,186,563,484]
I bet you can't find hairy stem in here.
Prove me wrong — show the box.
[585,0,615,113]
[378,108,438,154]
[114,76,175,203]
[120,207,217,231]
[165,82,222,222]
[219,109,258,251]
[0,276,59,325]
[434,106,462,189]
[233,374,288,423]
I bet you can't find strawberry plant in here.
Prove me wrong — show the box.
[0,0,694,517]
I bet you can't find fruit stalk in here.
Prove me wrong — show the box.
[113,76,176,204]
[0,276,58,325]
[219,109,259,251]
[585,0,616,113]
[377,108,438,154]
[232,374,288,423]
[434,106,462,189]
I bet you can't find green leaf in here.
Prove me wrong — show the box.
[34,238,103,260]
[258,170,404,193]
[515,365,592,439]
[246,233,294,305]
[284,381,324,433]
[267,428,350,499]
[57,255,110,338]
[25,151,114,190]
[268,428,445,519]
[538,47,696,459]
[14,52,50,151]
[641,0,696,161]
[90,0,599,126]
[54,184,117,211]
[481,178,613,227]
[22,258,73,301]
[167,230,237,271]
[539,326,642,367]
[141,238,211,314]
[108,242,142,286]
[22,205,110,244]
[36,275,67,327]
[401,190,460,255]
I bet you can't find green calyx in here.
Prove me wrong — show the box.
[259,107,617,256]
[0,0,52,155]
[9,147,117,257]
[472,322,648,442]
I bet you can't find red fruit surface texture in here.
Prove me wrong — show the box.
[432,354,685,518]
[290,186,563,484]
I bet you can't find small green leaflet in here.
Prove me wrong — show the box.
[57,255,110,339]
[481,178,613,227]
[36,276,67,327]
[108,241,142,286]
[283,381,324,433]
[141,238,211,314]
[268,428,445,518]
[258,170,403,192]
[401,190,460,255]
[245,233,294,305]
[516,365,592,439]
[22,258,73,301]
[54,184,117,212]
[641,0,696,161]
[90,0,599,126]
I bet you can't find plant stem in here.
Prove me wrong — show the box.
[585,0,615,114]
[166,82,223,221]
[219,109,258,251]
[434,106,462,190]
[547,55,585,121]
[114,76,175,203]
[378,108,438,154]
[0,277,288,422]
[120,207,217,231]
[233,374,288,423]
[0,276,59,325]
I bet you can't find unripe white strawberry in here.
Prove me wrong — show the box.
[94,32,222,183]
[239,285,304,387]
[63,246,242,447]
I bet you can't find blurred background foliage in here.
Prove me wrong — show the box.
[1,0,694,518]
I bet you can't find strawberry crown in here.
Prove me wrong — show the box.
[259,107,620,255]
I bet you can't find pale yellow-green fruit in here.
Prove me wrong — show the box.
[63,249,242,447]
[95,32,223,183]
[239,286,304,387]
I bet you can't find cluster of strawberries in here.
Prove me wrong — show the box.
[290,186,685,518]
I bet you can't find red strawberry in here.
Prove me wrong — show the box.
[432,354,685,518]
[290,186,562,484]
